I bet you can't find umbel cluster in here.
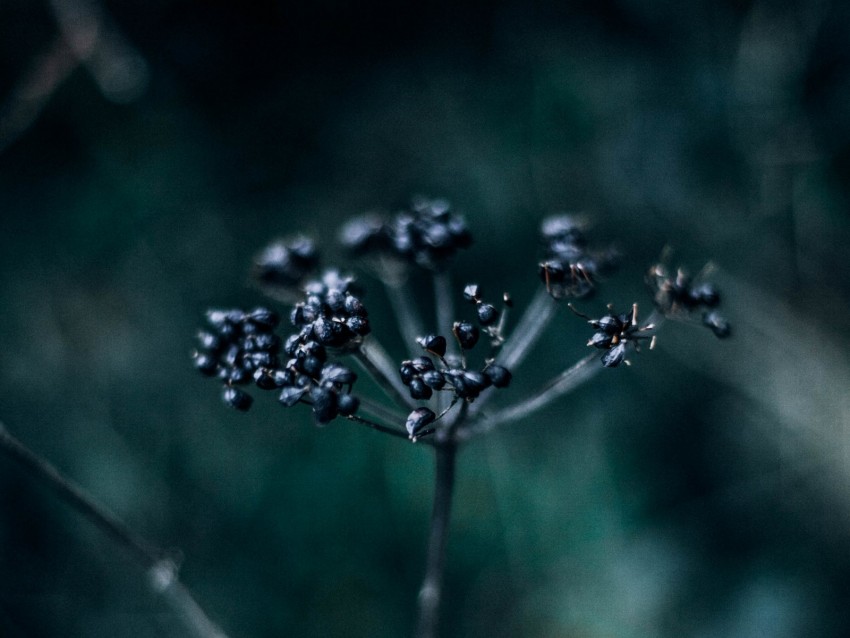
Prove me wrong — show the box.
[192,199,730,440]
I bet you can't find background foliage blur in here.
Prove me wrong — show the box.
[2,0,850,636]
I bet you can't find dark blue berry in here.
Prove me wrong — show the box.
[702,311,731,338]
[422,370,446,390]
[601,342,627,367]
[417,335,447,358]
[453,321,479,350]
[476,303,498,326]
[279,385,307,407]
[405,407,436,439]
[337,393,359,417]
[194,353,218,377]
[409,378,433,400]
[311,386,338,424]
[223,386,253,411]
[484,365,512,388]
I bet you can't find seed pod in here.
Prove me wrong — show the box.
[409,378,433,400]
[453,321,479,350]
[702,311,731,339]
[311,386,338,424]
[279,385,307,407]
[484,365,512,388]
[601,342,627,368]
[417,335,447,357]
[222,386,253,411]
[422,370,446,390]
[476,303,498,326]
[337,393,359,417]
[405,407,436,439]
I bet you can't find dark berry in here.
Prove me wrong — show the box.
[463,284,481,302]
[422,370,446,390]
[321,364,357,386]
[453,321,479,350]
[702,311,731,338]
[337,393,359,417]
[194,353,218,377]
[248,307,280,330]
[601,342,627,368]
[253,368,278,390]
[409,378,433,400]
[279,385,307,407]
[476,303,498,326]
[484,365,512,388]
[223,386,253,411]
[311,386,338,424]
[417,335,447,358]
[405,407,436,439]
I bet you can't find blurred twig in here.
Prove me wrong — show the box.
[0,0,148,154]
[0,421,230,638]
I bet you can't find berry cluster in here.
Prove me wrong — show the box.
[400,285,512,439]
[537,214,618,299]
[646,263,731,338]
[571,303,655,367]
[290,271,371,350]
[193,271,366,423]
[193,307,283,411]
[340,197,472,270]
[253,235,319,293]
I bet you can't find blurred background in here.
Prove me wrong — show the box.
[2,0,850,636]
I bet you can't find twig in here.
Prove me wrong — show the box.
[354,338,415,410]
[496,287,558,371]
[345,414,413,441]
[384,280,426,359]
[456,354,599,441]
[0,421,229,638]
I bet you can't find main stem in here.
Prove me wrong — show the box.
[415,440,457,638]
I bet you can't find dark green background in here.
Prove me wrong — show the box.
[2,0,850,636]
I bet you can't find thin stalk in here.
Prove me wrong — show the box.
[357,395,408,427]
[414,440,457,638]
[345,414,413,441]
[456,353,599,441]
[433,270,455,350]
[433,270,456,414]
[0,422,229,638]
[384,280,426,358]
[355,338,415,410]
[496,286,558,371]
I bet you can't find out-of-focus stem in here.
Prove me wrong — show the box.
[384,280,426,359]
[457,353,599,441]
[497,286,558,371]
[355,338,415,410]
[0,422,229,638]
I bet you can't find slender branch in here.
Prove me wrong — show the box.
[345,414,414,441]
[433,271,455,339]
[384,280,426,358]
[496,286,558,371]
[456,353,599,441]
[357,395,408,426]
[414,441,457,638]
[354,338,415,410]
[0,422,229,638]
[433,270,457,414]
